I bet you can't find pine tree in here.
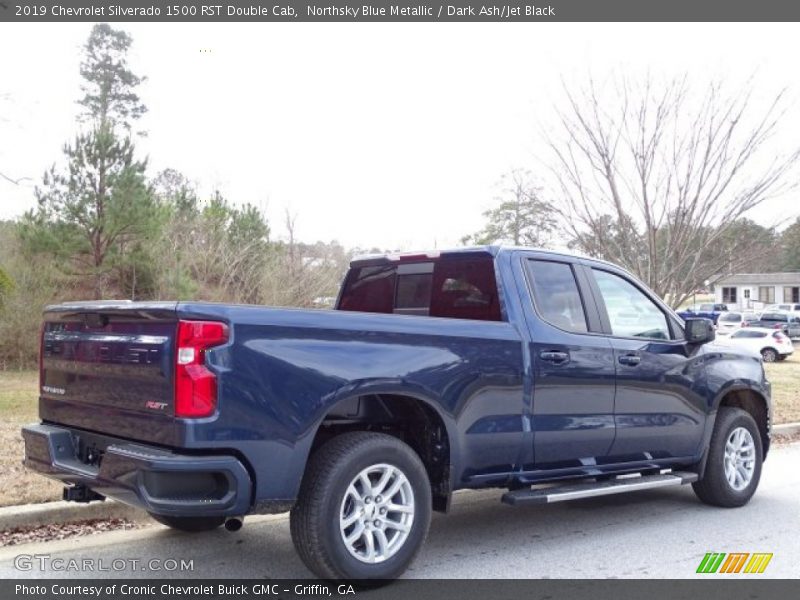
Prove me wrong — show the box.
[21,24,157,299]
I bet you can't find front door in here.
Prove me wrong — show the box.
[587,267,707,460]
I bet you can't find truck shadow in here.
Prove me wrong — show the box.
[40,484,776,579]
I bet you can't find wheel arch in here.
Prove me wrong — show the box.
[714,386,771,459]
[304,387,458,513]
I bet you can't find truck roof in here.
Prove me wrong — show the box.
[350,245,617,269]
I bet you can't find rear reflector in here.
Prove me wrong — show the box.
[39,323,45,389]
[175,320,229,418]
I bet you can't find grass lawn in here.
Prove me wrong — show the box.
[764,352,800,424]
[1,355,799,507]
[0,371,62,507]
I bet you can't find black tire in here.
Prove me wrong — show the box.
[149,513,225,532]
[290,432,432,581]
[692,407,763,508]
[761,348,778,362]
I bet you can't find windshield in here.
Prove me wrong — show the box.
[699,304,715,311]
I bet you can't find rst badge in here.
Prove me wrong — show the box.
[145,401,168,411]
[41,386,65,395]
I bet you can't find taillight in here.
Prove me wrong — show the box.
[174,320,229,418]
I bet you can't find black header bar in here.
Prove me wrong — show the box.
[2,0,800,22]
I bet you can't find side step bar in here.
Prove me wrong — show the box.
[501,471,698,506]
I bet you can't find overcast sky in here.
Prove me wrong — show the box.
[1,22,799,250]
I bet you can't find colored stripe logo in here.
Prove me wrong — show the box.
[697,552,773,574]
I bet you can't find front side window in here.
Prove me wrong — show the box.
[525,260,588,333]
[732,330,766,339]
[592,269,671,340]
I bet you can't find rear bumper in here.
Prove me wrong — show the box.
[22,423,252,517]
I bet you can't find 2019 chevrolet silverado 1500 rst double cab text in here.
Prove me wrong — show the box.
[22,247,771,580]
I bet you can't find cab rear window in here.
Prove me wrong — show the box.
[338,255,502,321]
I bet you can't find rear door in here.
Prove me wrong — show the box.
[514,253,616,468]
[40,303,180,445]
[585,267,706,460]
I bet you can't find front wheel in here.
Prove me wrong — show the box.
[692,407,763,508]
[761,348,778,362]
[290,432,432,580]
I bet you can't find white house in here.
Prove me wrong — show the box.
[713,272,800,311]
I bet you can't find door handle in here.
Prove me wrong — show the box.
[540,350,570,364]
[618,354,641,366]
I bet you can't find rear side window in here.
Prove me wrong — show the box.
[525,260,588,333]
[338,255,502,322]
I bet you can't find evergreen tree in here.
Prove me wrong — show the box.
[780,217,800,271]
[462,170,557,248]
[20,23,157,299]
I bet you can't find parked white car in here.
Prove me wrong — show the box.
[765,303,800,314]
[715,311,760,336]
[717,327,794,362]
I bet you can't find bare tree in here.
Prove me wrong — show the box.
[0,92,32,186]
[0,171,31,185]
[545,75,800,307]
[260,211,350,308]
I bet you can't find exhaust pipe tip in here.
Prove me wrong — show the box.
[224,517,243,532]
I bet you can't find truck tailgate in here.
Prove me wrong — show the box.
[40,302,180,446]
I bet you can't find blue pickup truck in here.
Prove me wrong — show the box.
[677,303,730,324]
[23,247,771,580]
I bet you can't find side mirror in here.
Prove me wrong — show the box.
[685,318,715,344]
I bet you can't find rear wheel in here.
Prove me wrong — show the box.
[692,407,762,508]
[761,348,778,362]
[149,513,225,532]
[290,432,431,580]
